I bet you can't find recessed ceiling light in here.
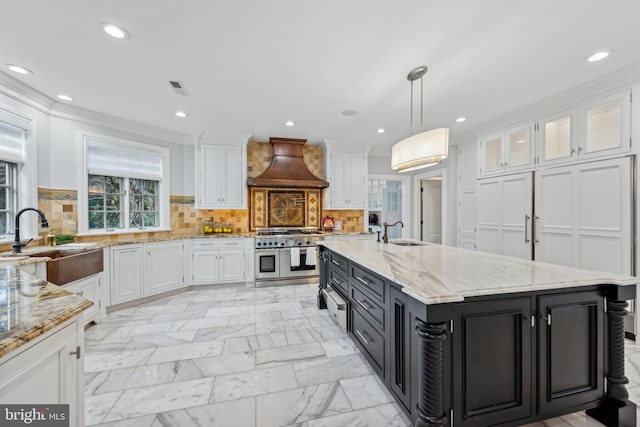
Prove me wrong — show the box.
[341,110,358,117]
[6,64,32,75]
[455,117,466,123]
[57,94,74,101]
[99,22,130,39]
[284,120,295,127]
[586,50,613,62]
[377,128,386,134]
[175,111,188,118]
[516,139,525,144]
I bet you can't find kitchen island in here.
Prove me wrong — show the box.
[317,240,637,427]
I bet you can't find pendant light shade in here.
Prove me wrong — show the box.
[391,65,449,172]
[391,127,449,172]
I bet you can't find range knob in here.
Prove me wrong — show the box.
[280,242,285,246]
[257,242,262,247]
[306,240,311,245]
[297,242,302,246]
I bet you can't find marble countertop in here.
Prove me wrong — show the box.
[318,240,638,305]
[0,265,93,358]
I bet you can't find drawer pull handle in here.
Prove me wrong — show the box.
[331,259,341,267]
[356,298,371,311]
[69,346,81,359]
[77,291,84,297]
[331,277,342,285]
[355,276,370,286]
[356,329,372,344]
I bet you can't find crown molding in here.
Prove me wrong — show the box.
[468,62,640,138]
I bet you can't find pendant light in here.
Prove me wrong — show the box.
[391,66,449,172]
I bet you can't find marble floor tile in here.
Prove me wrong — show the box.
[205,304,255,317]
[626,350,640,384]
[86,362,180,395]
[309,325,349,341]
[121,330,197,351]
[184,300,235,311]
[193,323,257,341]
[285,329,320,346]
[256,342,326,369]
[256,382,352,426]
[153,397,255,427]
[294,354,372,387]
[85,349,155,373]
[85,326,115,340]
[306,402,410,427]
[105,322,176,339]
[146,340,225,364]
[148,310,208,323]
[85,338,132,354]
[210,365,298,403]
[134,304,188,315]
[173,351,255,382]
[93,414,157,427]
[173,316,231,331]
[222,335,262,354]
[85,391,123,425]
[320,338,360,357]
[340,375,395,410]
[256,318,312,334]
[102,377,215,422]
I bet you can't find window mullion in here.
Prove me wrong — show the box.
[123,177,130,231]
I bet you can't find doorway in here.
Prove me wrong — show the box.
[421,177,443,243]
[413,168,447,245]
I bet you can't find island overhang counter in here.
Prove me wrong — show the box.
[317,240,637,427]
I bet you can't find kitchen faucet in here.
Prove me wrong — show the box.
[382,220,404,244]
[12,208,49,254]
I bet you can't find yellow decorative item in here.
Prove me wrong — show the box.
[203,218,214,234]
[214,219,223,233]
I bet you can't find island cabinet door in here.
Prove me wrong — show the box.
[538,291,604,416]
[453,297,532,427]
[389,286,411,412]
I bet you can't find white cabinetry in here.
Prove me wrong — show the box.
[534,157,632,274]
[0,318,84,427]
[192,239,246,285]
[15,261,46,280]
[64,274,101,324]
[476,172,533,260]
[457,144,477,249]
[110,244,144,305]
[196,141,247,209]
[478,123,535,177]
[144,241,185,296]
[578,90,631,160]
[324,149,367,209]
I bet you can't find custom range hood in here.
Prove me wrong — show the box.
[247,137,329,188]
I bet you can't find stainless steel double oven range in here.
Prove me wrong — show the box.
[254,227,323,287]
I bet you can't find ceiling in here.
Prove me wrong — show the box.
[2,0,640,155]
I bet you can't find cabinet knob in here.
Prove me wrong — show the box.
[69,346,82,359]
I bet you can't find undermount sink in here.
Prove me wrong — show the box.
[29,248,103,285]
[390,240,430,247]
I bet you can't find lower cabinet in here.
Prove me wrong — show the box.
[64,274,101,324]
[389,285,411,412]
[0,317,85,427]
[111,244,144,305]
[144,241,185,296]
[192,239,245,285]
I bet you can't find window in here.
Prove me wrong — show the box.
[0,161,17,236]
[80,133,169,235]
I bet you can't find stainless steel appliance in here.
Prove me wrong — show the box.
[323,286,347,331]
[254,227,323,287]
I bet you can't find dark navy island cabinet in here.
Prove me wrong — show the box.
[318,245,636,427]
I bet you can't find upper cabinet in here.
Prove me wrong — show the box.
[195,140,247,209]
[479,123,535,177]
[479,89,632,175]
[324,148,367,209]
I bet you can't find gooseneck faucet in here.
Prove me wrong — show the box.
[382,220,404,244]
[12,208,49,254]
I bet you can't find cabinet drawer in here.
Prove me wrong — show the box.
[351,286,384,331]
[192,239,244,249]
[329,252,348,275]
[329,269,348,295]
[352,309,385,374]
[351,265,385,303]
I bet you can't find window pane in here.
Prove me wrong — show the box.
[130,211,142,227]
[105,176,121,193]
[130,178,143,195]
[105,195,120,210]
[143,196,156,211]
[144,212,157,227]
[88,194,104,211]
[0,214,6,235]
[89,212,104,229]
[0,162,6,185]
[0,189,5,209]
[144,180,156,195]
[106,212,122,228]
[88,175,104,193]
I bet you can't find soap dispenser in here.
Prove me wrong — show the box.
[46,230,56,246]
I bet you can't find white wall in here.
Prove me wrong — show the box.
[44,116,189,195]
[368,155,397,175]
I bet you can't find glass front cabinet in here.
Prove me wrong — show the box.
[479,89,631,175]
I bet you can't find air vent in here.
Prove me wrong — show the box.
[168,80,189,96]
